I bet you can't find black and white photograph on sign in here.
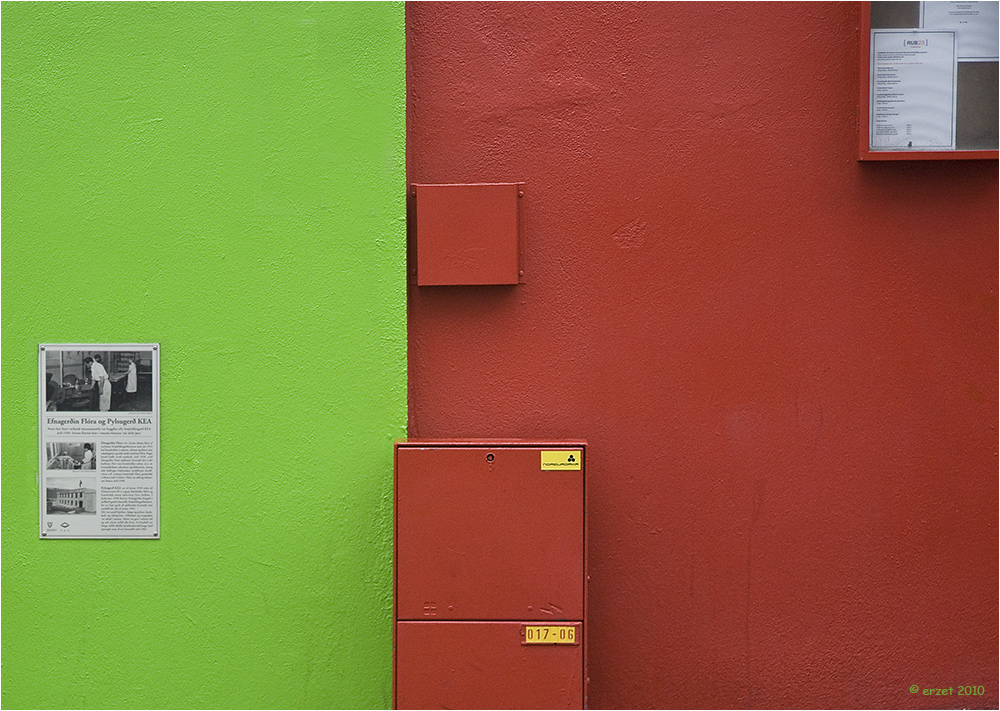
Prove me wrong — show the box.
[44,348,153,412]
[46,477,97,515]
[40,343,160,539]
[45,442,97,470]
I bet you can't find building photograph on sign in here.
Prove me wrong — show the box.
[45,476,98,515]
[38,344,160,539]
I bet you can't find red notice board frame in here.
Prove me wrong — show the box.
[858,2,998,161]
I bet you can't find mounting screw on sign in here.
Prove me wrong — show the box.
[540,450,582,471]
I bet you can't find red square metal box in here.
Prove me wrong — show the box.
[394,440,587,709]
[412,183,522,286]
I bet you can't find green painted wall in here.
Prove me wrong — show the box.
[2,3,405,708]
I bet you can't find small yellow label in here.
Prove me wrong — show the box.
[540,450,582,470]
[523,625,578,645]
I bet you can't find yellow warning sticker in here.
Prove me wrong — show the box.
[540,450,582,470]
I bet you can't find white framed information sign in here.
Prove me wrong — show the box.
[870,30,958,150]
[39,344,160,539]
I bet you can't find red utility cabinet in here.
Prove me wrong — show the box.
[394,440,588,709]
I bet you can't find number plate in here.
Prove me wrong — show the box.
[522,625,578,645]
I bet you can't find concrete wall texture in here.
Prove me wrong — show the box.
[2,3,405,709]
[3,2,997,710]
[406,2,998,709]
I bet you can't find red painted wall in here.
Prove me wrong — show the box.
[406,3,998,708]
